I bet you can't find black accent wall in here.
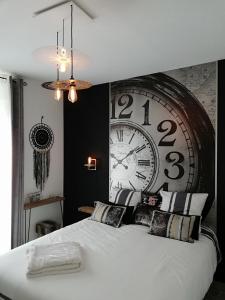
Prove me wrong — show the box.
[63,83,109,226]
[216,60,225,282]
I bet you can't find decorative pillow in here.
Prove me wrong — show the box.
[103,201,135,224]
[149,210,196,243]
[90,201,126,227]
[133,204,155,227]
[110,188,141,207]
[141,192,162,207]
[191,216,201,240]
[201,225,222,264]
[160,191,208,216]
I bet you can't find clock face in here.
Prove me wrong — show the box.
[110,122,158,191]
[110,77,201,193]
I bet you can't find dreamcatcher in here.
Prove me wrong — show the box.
[29,116,54,191]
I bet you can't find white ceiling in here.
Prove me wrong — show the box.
[0,0,225,85]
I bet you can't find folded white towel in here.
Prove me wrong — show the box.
[26,242,82,277]
[27,262,82,278]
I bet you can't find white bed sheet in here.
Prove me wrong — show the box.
[0,218,217,300]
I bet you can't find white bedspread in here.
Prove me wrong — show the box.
[0,219,217,300]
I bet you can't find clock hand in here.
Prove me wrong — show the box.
[119,147,138,162]
[111,152,128,169]
[110,153,120,162]
[112,147,138,169]
[113,162,128,169]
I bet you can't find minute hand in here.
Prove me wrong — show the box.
[119,147,138,163]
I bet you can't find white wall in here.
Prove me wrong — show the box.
[23,78,64,241]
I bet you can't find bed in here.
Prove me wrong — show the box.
[0,218,219,300]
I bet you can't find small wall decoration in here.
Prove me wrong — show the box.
[29,116,54,191]
[26,192,41,202]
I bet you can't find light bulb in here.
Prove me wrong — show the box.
[88,157,92,165]
[61,47,67,57]
[54,88,63,101]
[68,85,77,103]
[59,62,66,73]
[59,48,68,73]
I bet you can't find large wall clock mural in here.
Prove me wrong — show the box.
[110,62,216,217]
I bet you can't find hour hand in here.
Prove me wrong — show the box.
[111,153,128,169]
[113,162,128,169]
[111,153,119,162]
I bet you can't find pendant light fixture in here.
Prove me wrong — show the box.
[42,4,92,103]
[68,4,77,102]
[58,19,70,73]
[54,32,63,101]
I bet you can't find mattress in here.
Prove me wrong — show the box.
[0,219,218,300]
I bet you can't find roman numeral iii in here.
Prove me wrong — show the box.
[138,160,150,166]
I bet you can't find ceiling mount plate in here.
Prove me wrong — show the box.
[33,0,95,20]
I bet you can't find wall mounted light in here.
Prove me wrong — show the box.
[84,156,96,171]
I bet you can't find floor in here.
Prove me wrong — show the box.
[204,282,225,299]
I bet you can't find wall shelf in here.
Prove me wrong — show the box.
[78,206,94,215]
[24,196,64,210]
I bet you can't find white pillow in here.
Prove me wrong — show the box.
[110,188,141,207]
[160,191,208,216]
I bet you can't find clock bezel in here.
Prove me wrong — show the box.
[110,120,159,192]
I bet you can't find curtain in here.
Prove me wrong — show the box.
[0,76,12,254]
[11,77,24,248]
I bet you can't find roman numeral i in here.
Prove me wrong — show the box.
[116,130,123,142]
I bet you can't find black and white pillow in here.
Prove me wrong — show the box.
[149,210,196,243]
[110,188,141,207]
[103,201,135,224]
[160,191,208,216]
[191,216,201,240]
[133,204,155,227]
[90,201,126,227]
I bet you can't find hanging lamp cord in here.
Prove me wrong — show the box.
[70,4,74,80]
[57,31,59,81]
[63,19,65,47]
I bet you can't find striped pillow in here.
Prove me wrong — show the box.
[90,201,126,227]
[160,191,208,216]
[149,210,196,243]
[110,188,141,207]
[201,225,222,264]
